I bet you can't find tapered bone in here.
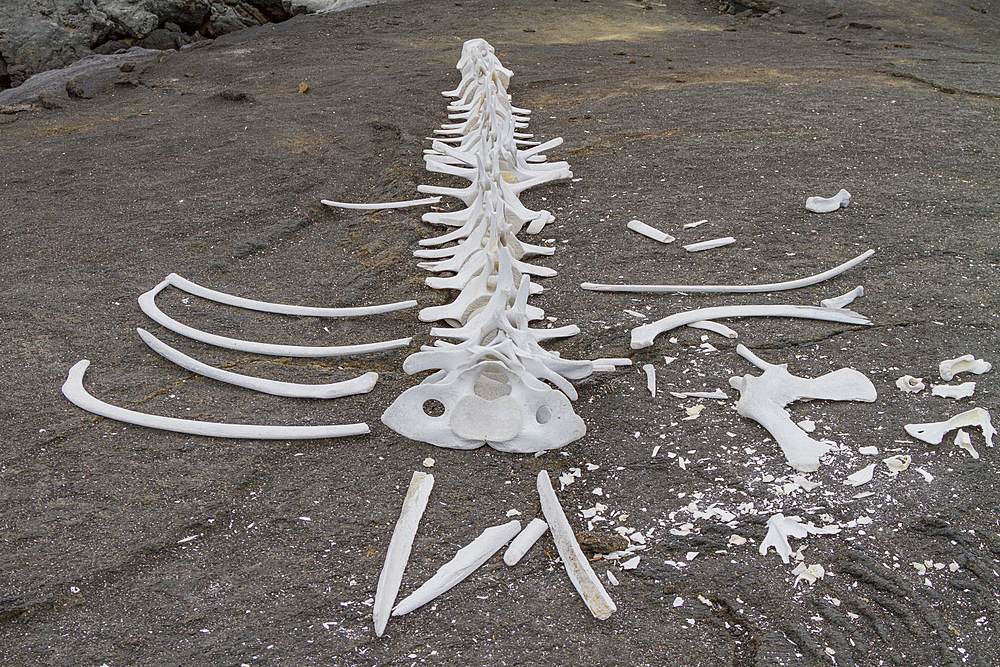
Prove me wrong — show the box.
[805,188,851,213]
[503,518,549,566]
[374,471,434,637]
[581,250,874,294]
[821,286,864,309]
[905,407,995,447]
[62,361,369,439]
[631,304,871,350]
[136,328,378,398]
[139,281,411,357]
[392,519,522,616]
[627,219,675,244]
[537,471,616,620]
[642,364,656,397]
[321,197,442,210]
[687,320,738,338]
[683,237,735,252]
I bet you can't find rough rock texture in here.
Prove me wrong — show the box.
[0,0,291,89]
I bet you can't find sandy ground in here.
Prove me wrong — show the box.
[1,0,998,664]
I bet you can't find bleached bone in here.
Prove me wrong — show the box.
[805,189,851,213]
[137,328,378,399]
[62,360,368,439]
[627,219,675,244]
[687,320,738,338]
[503,517,549,566]
[392,519,521,616]
[642,364,656,397]
[537,471,617,620]
[373,471,434,637]
[139,281,411,357]
[955,429,978,459]
[895,375,925,393]
[160,273,417,317]
[759,513,840,564]
[905,407,995,447]
[631,304,871,350]
[844,463,876,486]
[939,354,992,381]
[320,196,442,210]
[821,286,864,309]
[729,345,876,472]
[581,250,874,293]
[931,382,976,399]
[883,455,911,473]
[683,237,735,252]
[669,389,728,400]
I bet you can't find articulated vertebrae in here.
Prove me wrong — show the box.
[382,39,627,454]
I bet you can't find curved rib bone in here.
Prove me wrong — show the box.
[320,196,442,210]
[137,328,379,398]
[62,360,369,439]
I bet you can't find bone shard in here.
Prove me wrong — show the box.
[537,471,617,620]
[321,196,442,210]
[503,518,549,566]
[883,454,912,473]
[805,189,851,213]
[392,519,522,617]
[896,375,925,393]
[62,360,369,439]
[844,464,876,486]
[374,471,434,637]
[905,407,995,448]
[938,355,992,381]
[669,388,728,400]
[821,286,864,309]
[931,382,976,399]
[683,237,736,252]
[642,363,656,397]
[581,250,874,294]
[728,345,876,472]
[759,513,840,564]
[627,219,675,244]
[137,329,378,399]
[955,429,979,459]
[687,320,738,339]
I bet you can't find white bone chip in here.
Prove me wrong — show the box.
[955,429,978,459]
[931,382,976,399]
[642,364,657,397]
[684,219,708,229]
[793,563,826,587]
[669,389,729,400]
[687,320,739,339]
[843,464,876,487]
[790,475,821,491]
[621,556,641,570]
[422,457,436,468]
[939,355,991,381]
[627,219,675,244]
[683,404,705,420]
[683,237,736,252]
[858,446,879,456]
[805,189,850,213]
[728,534,747,546]
[914,467,934,483]
[905,407,995,448]
[895,375,925,393]
[797,419,816,433]
[607,570,620,586]
[883,454,911,473]
[759,514,840,564]
[820,286,864,309]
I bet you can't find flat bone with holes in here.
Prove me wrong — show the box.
[382,38,628,453]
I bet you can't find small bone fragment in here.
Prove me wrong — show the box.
[791,475,821,491]
[805,189,851,213]
[793,563,826,587]
[955,430,978,459]
[503,518,549,566]
[624,308,647,319]
[931,382,975,399]
[883,454,912,473]
[669,389,728,400]
[621,556,641,570]
[858,446,879,456]
[683,237,735,252]
[728,534,747,546]
[422,457,435,468]
[373,471,434,637]
[896,375,925,393]
[684,219,708,229]
[582,250,874,294]
[844,464,876,486]
[642,364,656,397]
[729,345,877,472]
[607,571,620,586]
[939,355,991,381]
[392,519,521,617]
[797,419,816,433]
[62,361,369,440]
[821,286,864,309]
[683,404,705,420]
[759,514,840,564]
[321,196,442,210]
[137,329,378,399]
[914,467,934,482]
[687,320,739,338]
[627,219,675,244]
[632,305,871,349]
[905,407,995,448]
[536,471,617,620]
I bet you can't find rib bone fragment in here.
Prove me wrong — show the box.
[627,219,675,244]
[683,236,735,252]
[503,517,549,566]
[321,196,442,210]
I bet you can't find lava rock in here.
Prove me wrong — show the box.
[576,531,629,557]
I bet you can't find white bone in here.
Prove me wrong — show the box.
[537,471,617,620]
[684,219,708,228]
[669,389,728,400]
[61,360,368,439]
[642,363,656,397]
[632,305,871,350]
[627,219,675,244]
[373,471,434,637]
[805,189,851,213]
[955,429,978,459]
[844,463,875,486]
[160,273,417,317]
[392,519,521,616]
[931,382,976,399]
[137,329,378,398]
[320,196,442,210]
[687,320,739,338]
[503,517,549,566]
[896,375,925,393]
[938,355,992,381]
[759,513,840,563]
[582,250,874,294]
[883,454,911,473]
[905,407,995,447]
[139,280,411,357]
[683,237,735,252]
[729,345,876,472]
[821,285,864,309]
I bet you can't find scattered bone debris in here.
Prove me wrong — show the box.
[805,188,851,213]
[759,514,840,564]
[938,354,991,381]
[843,464,876,487]
[905,407,995,448]
[820,285,864,309]
[896,375,926,393]
[627,219,675,244]
[883,454,912,474]
[682,236,736,252]
[931,382,976,399]
[792,563,826,587]
[642,363,657,397]
[684,219,708,229]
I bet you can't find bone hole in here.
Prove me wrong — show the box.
[536,405,552,424]
[422,399,446,417]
